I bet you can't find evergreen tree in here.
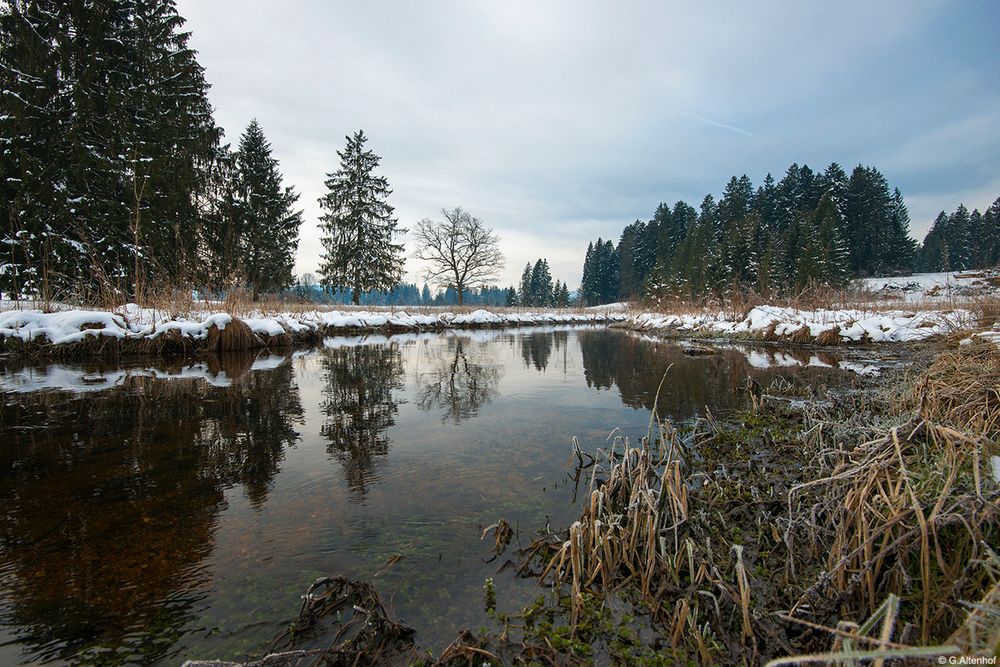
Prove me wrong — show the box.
[556,281,570,307]
[519,262,533,306]
[318,130,405,304]
[634,219,658,288]
[421,283,432,304]
[504,286,516,306]
[580,241,596,306]
[753,174,779,236]
[529,259,553,307]
[983,198,1000,267]
[947,204,972,271]
[816,195,850,286]
[918,212,951,272]
[212,120,302,298]
[616,221,642,298]
[969,209,985,268]
[843,165,894,276]
[819,163,849,211]
[794,216,825,288]
[599,240,619,303]
[0,0,220,299]
[884,188,917,274]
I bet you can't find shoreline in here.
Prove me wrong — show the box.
[3,301,996,361]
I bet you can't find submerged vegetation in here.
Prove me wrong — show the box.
[192,337,999,665]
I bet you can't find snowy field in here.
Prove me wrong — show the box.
[854,270,1000,303]
[627,305,973,343]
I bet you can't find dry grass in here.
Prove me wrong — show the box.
[915,340,1000,440]
[516,343,1000,664]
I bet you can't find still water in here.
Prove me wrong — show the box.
[0,327,858,664]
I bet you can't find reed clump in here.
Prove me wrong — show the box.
[205,317,259,352]
[519,343,1000,664]
[914,340,1000,439]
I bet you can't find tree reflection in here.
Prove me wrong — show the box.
[415,336,502,423]
[319,343,405,497]
[519,330,568,372]
[0,352,303,664]
[577,331,758,418]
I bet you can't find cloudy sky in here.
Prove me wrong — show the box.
[176,0,999,288]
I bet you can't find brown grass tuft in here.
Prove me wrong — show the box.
[789,325,813,344]
[205,317,259,352]
[815,325,842,346]
[916,341,1000,440]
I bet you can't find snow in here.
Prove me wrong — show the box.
[0,306,626,349]
[0,360,247,393]
[856,271,1000,303]
[629,305,970,344]
[992,456,1000,484]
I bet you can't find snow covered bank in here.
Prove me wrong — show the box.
[0,306,626,356]
[856,270,1000,303]
[625,305,972,344]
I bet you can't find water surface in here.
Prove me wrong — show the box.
[0,327,859,664]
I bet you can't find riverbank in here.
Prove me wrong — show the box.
[0,305,626,358]
[187,336,999,665]
[2,297,998,360]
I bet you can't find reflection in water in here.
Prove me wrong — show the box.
[0,352,303,664]
[415,336,502,423]
[0,329,858,665]
[519,330,568,372]
[319,343,405,497]
[577,332,840,418]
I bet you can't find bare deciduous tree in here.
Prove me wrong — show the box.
[413,207,504,305]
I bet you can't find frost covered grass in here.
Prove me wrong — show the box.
[511,339,1000,664]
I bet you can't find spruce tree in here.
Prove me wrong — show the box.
[580,242,596,306]
[519,263,533,306]
[918,212,951,272]
[599,240,619,303]
[530,259,553,307]
[318,130,405,304]
[983,198,1000,267]
[884,188,916,274]
[947,205,971,271]
[227,120,302,298]
[0,0,220,299]
[969,209,985,268]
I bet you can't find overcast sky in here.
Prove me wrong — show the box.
[176,0,1000,288]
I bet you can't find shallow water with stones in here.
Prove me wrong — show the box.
[0,327,871,665]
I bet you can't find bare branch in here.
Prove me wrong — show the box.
[413,207,505,305]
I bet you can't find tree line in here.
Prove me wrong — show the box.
[0,1,308,301]
[0,2,512,307]
[581,164,918,304]
[918,200,1000,272]
[580,163,1000,305]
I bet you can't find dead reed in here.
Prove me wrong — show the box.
[518,342,1000,664]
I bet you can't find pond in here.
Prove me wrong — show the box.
[0,327,869,665]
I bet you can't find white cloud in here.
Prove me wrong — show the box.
[177,0,997,286]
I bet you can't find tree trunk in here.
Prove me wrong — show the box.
[457,288,464,306]
[352,286,360,305]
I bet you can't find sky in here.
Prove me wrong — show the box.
[175,0,1000,289]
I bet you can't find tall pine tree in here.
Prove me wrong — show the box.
[318,130,404,304]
